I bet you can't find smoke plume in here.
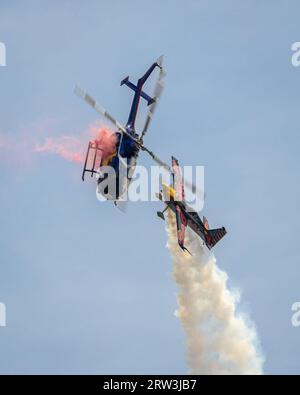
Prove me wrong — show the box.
[34,123,116,164]
[166,210,264,374]
[34,136,84,163]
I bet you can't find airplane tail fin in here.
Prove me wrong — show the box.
[205,227,227,249]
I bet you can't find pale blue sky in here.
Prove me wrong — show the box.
[0,0,300,374]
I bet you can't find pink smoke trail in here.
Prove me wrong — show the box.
[34,136,84,163]
[34,123,117,164]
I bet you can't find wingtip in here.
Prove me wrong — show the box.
[156,55,164,68]
[74,84,83,97]
[171,155,179,164]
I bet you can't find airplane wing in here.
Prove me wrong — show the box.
[175,203,190,254]
[171,156,191,254]
[171,156,185,202]
[171,155,205,206]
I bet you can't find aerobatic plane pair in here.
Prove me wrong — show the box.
[75,57,226,253]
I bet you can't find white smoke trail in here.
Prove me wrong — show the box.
[166,211,264,374]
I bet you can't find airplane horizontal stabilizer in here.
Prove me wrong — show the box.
[205,227,227,249]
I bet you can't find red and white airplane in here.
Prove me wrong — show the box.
[157,157,227,254]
